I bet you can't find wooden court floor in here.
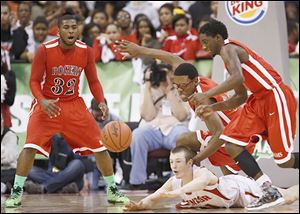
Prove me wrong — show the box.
[1,191,299,213]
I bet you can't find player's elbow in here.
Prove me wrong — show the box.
[234,74,245,85]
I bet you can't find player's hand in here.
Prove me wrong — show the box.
[98,102,108,120]
[114,40,141,60]
[123,200,147,211]
[39,98,61,118]
[188,93,207,106]
[195,104,214,118]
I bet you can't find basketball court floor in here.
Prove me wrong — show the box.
[1,191,299,213]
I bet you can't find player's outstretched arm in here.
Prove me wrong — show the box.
[193,106,225,165]
[114,40,185,69]
[123,178,173,211]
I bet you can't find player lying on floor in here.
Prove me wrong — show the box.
[124,146,299,211]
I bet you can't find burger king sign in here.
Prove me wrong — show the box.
[225,1,268,26]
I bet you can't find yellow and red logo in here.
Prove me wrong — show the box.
[225,1,268,26]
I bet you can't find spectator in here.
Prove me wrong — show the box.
[24,133,94,194]
[63,1,83,18]
[285,1,299,22]
[89,98,123,190]
[157,3,175,44]
[94,1,128,24]
[1,2,16,52]
[90,10,109,34]
[135,17,161,64]
[188,1,211,29]
[162,14,210,61]
[133,13,148,30]
[1,49,16,129]
[123,1,160,29]
[132,17,161,85]
[30,1,47,21]
[75,14,85,41]
[82,22,101,47]
[11,2,35,60]
[210,1,218,19]
[1,76,18,195]
[1,2,28,61]
[45,2,64,36]
[115,10,137,43]
[287,20,299,55]
[20,16,57,62]
[92,23,123,63]
[122,62,190,191]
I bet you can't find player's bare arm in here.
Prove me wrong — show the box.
[114,40,185,69]
[124,178,173,211]
[189,45,246,106]
[193,98,225,165]
[85,47,108,120]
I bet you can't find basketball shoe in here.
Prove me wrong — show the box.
[107,185,130,204]
[5,186,23,208]
[246,181,285,210]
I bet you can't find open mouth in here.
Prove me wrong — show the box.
[68,36,75,41]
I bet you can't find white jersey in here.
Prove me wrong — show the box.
[171,167,262,208]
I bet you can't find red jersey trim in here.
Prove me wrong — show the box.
[203,188,230,200]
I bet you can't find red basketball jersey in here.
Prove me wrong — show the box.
[224,39,282,94]
[30,38,104,103]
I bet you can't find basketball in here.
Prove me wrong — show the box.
[102,121,132,152]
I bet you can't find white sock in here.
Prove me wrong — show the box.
[256,174,272,187]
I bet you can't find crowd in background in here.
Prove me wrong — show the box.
[1,1,298,65]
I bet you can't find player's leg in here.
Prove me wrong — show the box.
[176,131,201,152]
[5,101,56,208]
[221,97,285,210]
[267,84,298,170]
[5,148,37,207]
[93,150,129,203]
[63,98,129,203]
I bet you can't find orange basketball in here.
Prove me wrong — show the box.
[102,121,132,152]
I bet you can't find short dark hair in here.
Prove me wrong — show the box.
[18,1,32,13]
[33,16,49,28]
[91,9,108,22]
[172,14,189,30]
[159,3,174,14]
[199,19,228,39]
[171,146,197,162]
[174,63,199,79]
[58,8,77,27]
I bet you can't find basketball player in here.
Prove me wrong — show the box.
[189,19,298,210]
[124,146,299,211]
[114,40,255,176]
[5,11,129,208]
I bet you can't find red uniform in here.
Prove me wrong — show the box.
[190,77,256,173]
[220,39,297,164]
[25,38,107,157]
